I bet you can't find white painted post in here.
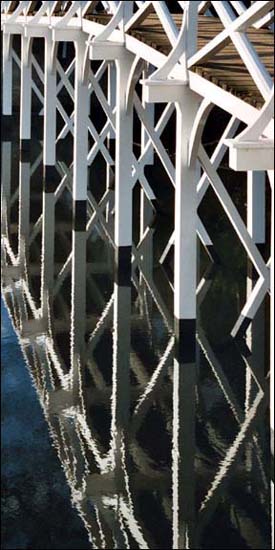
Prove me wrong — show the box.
[2,33,13,115]
[44,33,57,166]
[247,171,266,244]
[106,61,116,222]
[172,87,199,548]
[174,89,201,325]
[114,50,135,251]
[139,65,155,293]
[71,36,89,401]
[20,36,32,144]
[108,61,116,141]
[73,38,89,202]
[141,65,154,166]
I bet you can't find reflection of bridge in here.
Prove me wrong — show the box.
[1,1,274,548]
[1,140,271,547]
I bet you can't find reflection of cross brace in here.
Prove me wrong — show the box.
[2,220,269,550]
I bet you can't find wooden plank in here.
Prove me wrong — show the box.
[81,11,273,105]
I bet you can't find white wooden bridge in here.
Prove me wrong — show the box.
[1,1,274,547]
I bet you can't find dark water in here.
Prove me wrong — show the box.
[1,115,272,549]
[1,299,90,549]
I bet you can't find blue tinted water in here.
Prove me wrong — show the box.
[1,299,90,549]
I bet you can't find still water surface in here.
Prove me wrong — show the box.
[1,120,272,549]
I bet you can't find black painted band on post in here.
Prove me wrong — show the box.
[73,200,87,232]
[1,115,18,140]
[19,139,31,162]
[114,246,132,286]
[174,318,196,364]
[43,165,60,193]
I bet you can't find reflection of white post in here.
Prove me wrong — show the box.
[111,282,131,472]
[41,189,55,324]
[44,33,57,167]
[173,357,196,549]
[73,37,89,203]
[18,161,30,265]
[1,142,12,236]
[20,36,32,144]
[71,229,87,402]
[2,33,13,115]
[115,51,135,252]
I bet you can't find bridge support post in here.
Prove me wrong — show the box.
[72,37,89,224]
[70,37,89,401]
[106,61,116,222]
[114,50,135,278]
[139,65,155,296]
[174,89,201,365]
[43,33,57,169]
[142,80,201,362]
[245,170,266,392]
[2,33,13,115]
[20,35,32,153]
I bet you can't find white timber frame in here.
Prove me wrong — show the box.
[1,0,274,544]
